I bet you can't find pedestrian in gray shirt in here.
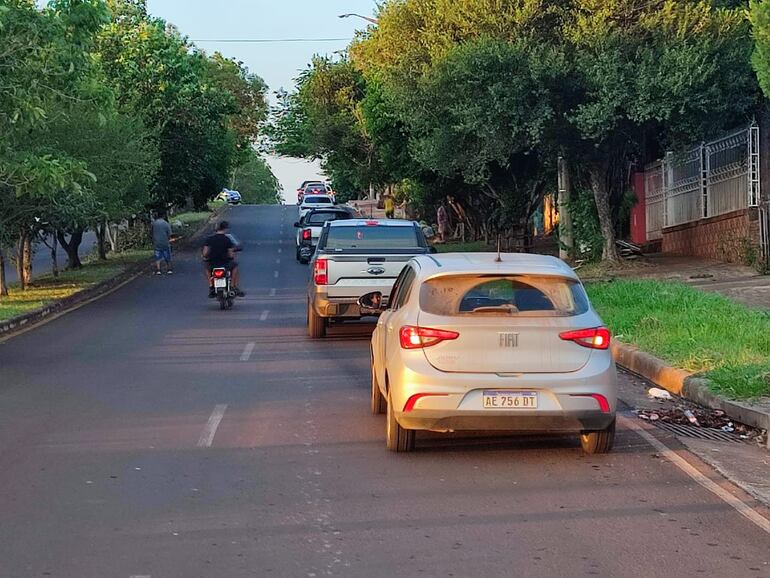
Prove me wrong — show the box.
[152,212,173,275]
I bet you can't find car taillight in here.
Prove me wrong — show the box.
[399,326,459,349]
[313,258,328,285]
[212,268,226,279]
[302,229,312,241]
[559,327,611,350]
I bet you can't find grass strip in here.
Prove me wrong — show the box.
[586,279,770,400]
[0,250,151,322]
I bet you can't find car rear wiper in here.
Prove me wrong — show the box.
[470,305,519,314]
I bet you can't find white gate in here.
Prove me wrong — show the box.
[644,123,759,239]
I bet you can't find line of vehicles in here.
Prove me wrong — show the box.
[292,182,618,455]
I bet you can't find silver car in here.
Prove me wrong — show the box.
[361,253,617,454]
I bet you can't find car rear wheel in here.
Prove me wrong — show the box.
[295,246,301,261]
[386,393,415,452]
[580,419,615,454]
[370,361,386,415]
[307,302,326,338]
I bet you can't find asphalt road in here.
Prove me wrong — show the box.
[4,231,98,284]
[0,205,768,577]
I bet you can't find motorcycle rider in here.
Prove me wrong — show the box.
[202,221,245,298]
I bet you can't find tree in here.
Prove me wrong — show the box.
[231,149,281,204]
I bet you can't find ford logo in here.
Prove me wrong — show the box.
[367,266,386,276]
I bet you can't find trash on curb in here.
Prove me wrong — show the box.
[648,387,673,401]
[683,409,700,426]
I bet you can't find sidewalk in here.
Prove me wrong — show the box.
[582,253,769,310]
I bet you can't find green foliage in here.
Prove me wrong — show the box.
[231,150,281,204]
[587,279,770,399]
[567,189,604,261]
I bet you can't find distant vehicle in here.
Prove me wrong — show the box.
[294,207,355,264]
[306,219,435,338]
[218,189,242,205]
[361,252,617,453]
[298,194,335,219]
[297,180,330,204]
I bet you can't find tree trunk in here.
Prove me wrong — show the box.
[96,222,107,260]
[558,156,574,261]
[105,223,117,253]
[51,232,59,278]
[588,167,621,263]
[0,248,8,297]
[57,229,84,269]
[16,230,33,290]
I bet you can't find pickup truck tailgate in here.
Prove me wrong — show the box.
[324,254,413,298]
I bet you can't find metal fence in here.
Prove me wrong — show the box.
[644,124,759,239]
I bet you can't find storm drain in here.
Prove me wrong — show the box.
[652,421,746,443]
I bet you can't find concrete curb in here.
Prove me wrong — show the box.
[611,342,770,448]
[0,208,222,342]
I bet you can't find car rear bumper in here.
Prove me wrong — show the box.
[387,351,617,433]
[397,410,614,433]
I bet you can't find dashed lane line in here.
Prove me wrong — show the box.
[197,404,228,448]
[620,415,770,535]
[269,288,276,297]
[260,310,269,321]
[240,342,256,361]
[274,270,279,278]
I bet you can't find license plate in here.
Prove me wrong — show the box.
[482,391,538,409]
[214,278,227,289]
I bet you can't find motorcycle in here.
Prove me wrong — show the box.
[212,267,235,310]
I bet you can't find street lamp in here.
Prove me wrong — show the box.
[338,13,379,25]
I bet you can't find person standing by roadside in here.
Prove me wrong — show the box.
[384,193,395,219]
[152,211,173,275]
[437,201,449,243]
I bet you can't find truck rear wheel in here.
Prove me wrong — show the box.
[307,302,326,338]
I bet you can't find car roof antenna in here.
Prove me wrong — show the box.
[495,234,502,262]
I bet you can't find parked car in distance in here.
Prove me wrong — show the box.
[217,189,242,205]
[361,252,617,454]
[294,207,355,264]
[306,219,436,338]
[298,194,335,219]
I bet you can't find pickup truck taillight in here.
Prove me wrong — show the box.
[313,258,328,285]
[302,229,312,241]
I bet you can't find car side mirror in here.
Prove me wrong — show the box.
[428,246,438,254]
[358,291,385,314]
[293,222,300,228]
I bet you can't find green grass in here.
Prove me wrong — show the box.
[173,211,211,229]
[435,240,494,253]
[0,250,151,322]
[586,280,770,400]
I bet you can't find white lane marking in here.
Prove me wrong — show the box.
[197,404,228,448]
[240,342,255,361]
[620,415,770,535]
[278,248,282,253]
[269,288,276,297]
[276,258,281,264]
[274,270,279,278]
[130,575,151,578]
[260,310,269,321]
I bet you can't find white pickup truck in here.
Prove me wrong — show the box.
[306,219,435,338]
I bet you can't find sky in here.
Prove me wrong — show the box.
[146,0,379,202]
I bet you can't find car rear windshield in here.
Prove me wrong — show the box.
[420,275,590,317]
[304,196,332,204]
[324,225,420,250]
[306,211,350,225]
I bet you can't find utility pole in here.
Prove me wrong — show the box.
[558,156,574,261]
